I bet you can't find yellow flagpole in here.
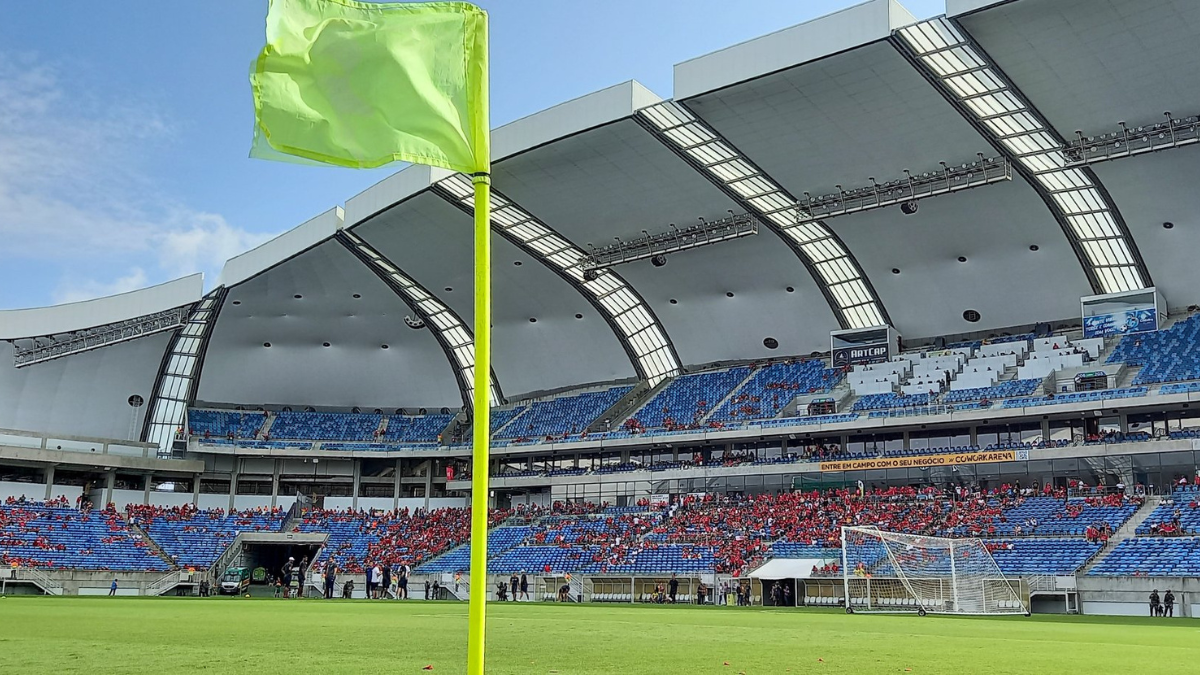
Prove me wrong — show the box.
[466,9,491,674]
[467,170,491,675]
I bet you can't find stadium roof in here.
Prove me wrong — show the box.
[3,0,1198,427]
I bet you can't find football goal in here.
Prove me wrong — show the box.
[840,526,1027,616]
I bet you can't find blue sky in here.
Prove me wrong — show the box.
[0,0,943,309]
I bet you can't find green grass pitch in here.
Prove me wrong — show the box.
[0,596,1194,674]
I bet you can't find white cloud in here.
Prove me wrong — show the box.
[0,53,274,307]
[52,268,150,305]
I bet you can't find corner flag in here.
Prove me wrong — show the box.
[251,1,493,672]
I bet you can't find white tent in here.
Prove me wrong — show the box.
[747,557,836,579]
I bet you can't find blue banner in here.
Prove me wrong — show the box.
[1083,307,1157,338]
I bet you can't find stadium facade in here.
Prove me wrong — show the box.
[3,0,1200,614]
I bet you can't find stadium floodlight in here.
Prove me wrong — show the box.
[582,212,758,271]
[1064,112,1200,166]
[896,17,1150,296]
[12,307,189,367]
[434,173,681,385]
[636,100,889,331]
[792,157,1009,221]
[339,229,500,409]
[841,526,1027,617]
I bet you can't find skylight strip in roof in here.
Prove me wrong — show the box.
[434,175,680,385]
[636,100,889,330]
[897,17,1149,294]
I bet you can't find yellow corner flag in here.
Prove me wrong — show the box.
[251,1,493,673]
[251,0,488,173]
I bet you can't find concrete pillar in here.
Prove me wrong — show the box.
[229,465,239,511]
[143,474,152,506]
[424,468,432,511]
[191,473,201,506]
[394,459,403,511]
[44,465,55,501]
[351,460,362,510]
[104,471,115,506]
[270,459,281,509]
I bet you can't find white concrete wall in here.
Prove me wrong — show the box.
[148,492,193,508]
[0,480,45,502]
[232,496,274,511]
[197,494,232,511]
[109,489,145,511]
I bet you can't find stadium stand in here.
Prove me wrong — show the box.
[1107,315,1200,385]
[381,413,452,444]
[0,499,169,571]
[187,410,266,439]
[942,379,1041,404]
[414,526,535,574]
[708,360,842,423]
[629,368,751,429]
[1087,537,1200,577]
[984,539,1103,576]
[1136,486,1200,535]
[852,392,936,411]
[498,386,632,440]
[127,505,286,569]
[269,412,382,441]
[1001,387,1148,408]
[296,507,510,573]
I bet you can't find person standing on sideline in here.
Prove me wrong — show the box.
[324,561,337,600]
[372,563,383,599]
[281,558,294,599]
[397,565,408,600]
[519,571,529,601]
[1149,589,1161,617]
[668,574,679,604]
[509,572,520,602]
[109,578,118,596]
[424,579,431,600]
[297,557,309,598]
[364,563,374,599]
[382,564,392,600]
[1164,590,1176,618]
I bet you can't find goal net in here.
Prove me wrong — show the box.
[840,526,1026,615]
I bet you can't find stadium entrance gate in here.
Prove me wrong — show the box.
[210,532,327,595]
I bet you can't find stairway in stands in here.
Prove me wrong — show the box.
[1077,497,1158,575]
[699,367,761,423]
[127,520,179,570]
[256,412,276,440]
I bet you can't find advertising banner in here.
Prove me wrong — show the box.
[831,343,889,367]
[1083,307,1156,338]
[818,449,1024,472]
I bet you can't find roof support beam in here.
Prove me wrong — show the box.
[432,175,682,385]
[638,100,892,329]
[140,289,226,456]
[336,230,500,412]
[893,17,1153,295]
[635,101,892,331]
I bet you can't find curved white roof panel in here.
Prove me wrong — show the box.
[0,274,202,340]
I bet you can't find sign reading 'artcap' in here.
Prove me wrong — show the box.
[250,0,488,172]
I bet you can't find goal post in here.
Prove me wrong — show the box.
[840,526,1027,616]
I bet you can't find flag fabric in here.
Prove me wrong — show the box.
[250,0,488,172]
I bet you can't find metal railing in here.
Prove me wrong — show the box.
[11,567,63,595]
[146,570,187,597]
